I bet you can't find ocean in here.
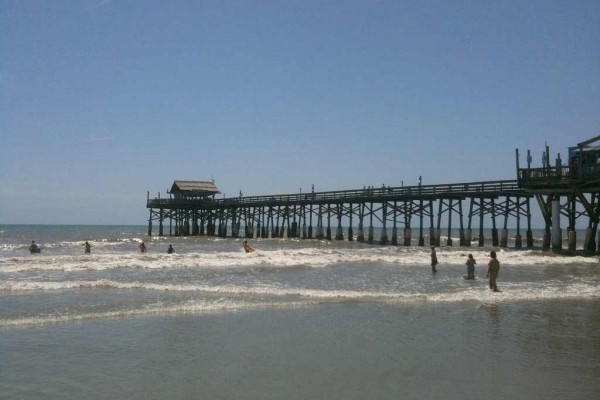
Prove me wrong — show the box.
[1,224,599,399]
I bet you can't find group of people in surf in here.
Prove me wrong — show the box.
[29,240,255,255]
[29,240,89,255]
[29,240,165,255]
[430,246,500,292]
[138,241,170,253]
[138,241,253,254]
[28,238,499,291]
[137,241,252,254]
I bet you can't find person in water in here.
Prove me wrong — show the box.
[430,246,438,273]
[29,240,40,253]
[243,240,255,253]
[167,244,174,254]
[486,251,500,292]
[465,254,476,279]
[84,241,91,254]
[139,241,147,253]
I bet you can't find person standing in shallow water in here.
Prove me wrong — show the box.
[167,244,174,254]
[465,254,476,279]
[487,251,500,292]
[29,240,40,253]
[139,241,147,253]
[430,246,438,273]
[84,241,91,254]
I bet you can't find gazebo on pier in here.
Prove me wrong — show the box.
[169,180,220,199]
[146,180,221,236]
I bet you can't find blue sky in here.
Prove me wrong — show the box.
[1,0,598,225]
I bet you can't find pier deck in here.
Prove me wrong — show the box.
[148,180,524,209]
[146,137,600,253]
[147,179,535,250]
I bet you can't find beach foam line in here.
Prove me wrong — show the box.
[2,279,598,302]
[1,247,597,273]
[0,279,414,298]
[0,298,326,329]
[2,287,599,329]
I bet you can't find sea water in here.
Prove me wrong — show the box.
[1,225,599,399]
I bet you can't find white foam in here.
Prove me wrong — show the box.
[2,278,598,301]
[1,246,597,274]
[0,298,305,328]
[1,281,598,329]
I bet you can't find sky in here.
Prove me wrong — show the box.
[1,0,599,225]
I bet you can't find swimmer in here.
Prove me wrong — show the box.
[243,240,255,253]
[29,241,40,254]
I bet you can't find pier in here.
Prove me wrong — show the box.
[146,137,600,253]
[147,180,535,250]
[517,135,600,253]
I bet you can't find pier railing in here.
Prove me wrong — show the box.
[147,180,524,209]
[518,164,600,188]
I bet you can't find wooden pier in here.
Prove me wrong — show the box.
[516,135,600,253]
[147,180,536,250]
[146,137,600,253]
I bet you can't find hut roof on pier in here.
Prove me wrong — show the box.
[171,180,220,198]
